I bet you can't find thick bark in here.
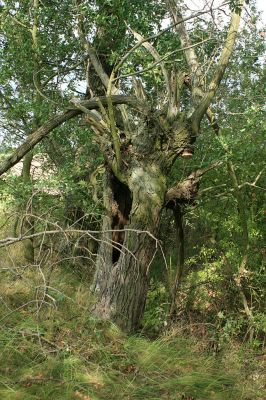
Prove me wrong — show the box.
[92,164,166,332]
[91,129,222,331]
[0,0,244,336]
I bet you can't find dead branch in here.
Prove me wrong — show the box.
[128,27,171,101]
[114,38,211,83]
[167,0,244,135]
[165,161,222,206]
[191,1,244,133]
[167,0,204,97]
[114,5,225,76]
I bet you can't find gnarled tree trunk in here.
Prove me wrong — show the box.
[0,1,243,334]
[92,163,166,332]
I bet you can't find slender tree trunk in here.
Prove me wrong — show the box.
[170,204,185,318]
[227,160,254,341]
[17,0,40,263]
[92,164,166,332]
[21,151,34,262]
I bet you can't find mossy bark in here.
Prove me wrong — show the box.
[92,164,166,332]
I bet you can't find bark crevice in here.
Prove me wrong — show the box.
[110,173,132,263]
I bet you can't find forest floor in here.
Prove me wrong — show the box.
[0,220,265,400]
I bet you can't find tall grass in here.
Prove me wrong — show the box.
[0,255,265,400]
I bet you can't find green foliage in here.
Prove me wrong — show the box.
[155,9,265,343]
[0,1,265,394]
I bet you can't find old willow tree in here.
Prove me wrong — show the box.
[0,0,246,331]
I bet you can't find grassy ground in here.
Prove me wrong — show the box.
[0,207,265,400]
[0,250,265,400]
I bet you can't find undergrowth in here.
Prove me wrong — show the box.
[0,253,265,400]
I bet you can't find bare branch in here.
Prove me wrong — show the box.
[70,98,108,133]
[167,0,204,95]
[128,27,171,100]
[86,47,114,92]
[5,10,31,30]
[165,161,222,206]
[41,58,88,88]
[167,1,244,135]
[113,5,226,77]
[167,0,220,131]
[114,38,210,82]
[132,77,147,101]
[192,1,244,133]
